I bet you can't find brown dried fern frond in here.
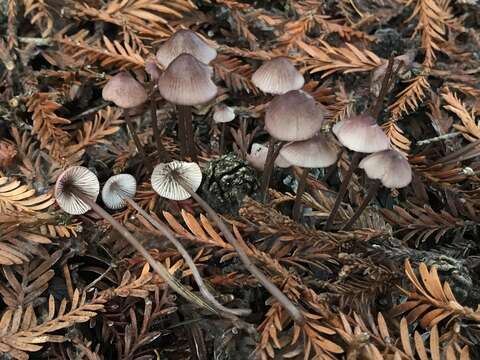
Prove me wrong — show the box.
[213,55,259,94]
[0,139,17,170]
[389,74,431,121]
[70,0,195,39]
[26,92,71,151]
[298,40,384,77]
[7,0,17,49]
[381,203,469,246]
[442,89,480,142]
[22,0,54,37]
[0,176,54,214]
[383,121,412,152]
[392,259,480,328]
[56,30,146,70]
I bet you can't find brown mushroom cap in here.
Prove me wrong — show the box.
[156,29,217,68]
[101,174,137,210]
[252,57,304,95]
[102,72,148,109]
[151,161,203,201]
[265,90,325,141]
[247,143,291,171]
[157,54,217,106]
[213,104,235,124]
[332,114,391,153]
[55,166,100,215]
[359,149,412,188]
[280,135,338,168]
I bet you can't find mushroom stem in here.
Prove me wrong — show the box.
[73,190,217,314]
[123,196,251,317]
[175,177,305,324]
[292,167,309,222]
[325,151,362,231]
[341,179,381,231]
[261,138,285,203]
[177,105,189,159]
[219,123,226,155]
[124,109,150,169]
[369,56,395,119]
[324,148,344,182]
[150,97,167,161]
[179,105,197,161]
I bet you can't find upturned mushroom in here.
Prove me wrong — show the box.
[280,135,338,221]
[341,149,412,230]
[261,90,325,202]
[151,160,305,324]
[102,173,251,316]
[213,104,235,154]
[157,54,217,161]
[102,72,149,167]
[54,166,216,314]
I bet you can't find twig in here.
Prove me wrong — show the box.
[416,132,462,145]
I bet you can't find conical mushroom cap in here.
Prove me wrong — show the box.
[102,72,147,109]
[213,104,235,123]
[151,161,202,201]
[280,135,338,168]
[156,29,217,68]
[102,174,137,210]
[55,166,100,215]
[158,54,217,106]
[359,149,412,188]
[247,143,291,171]
[332,114,390,153]
[252,57,304,95]
[265,90,324,141]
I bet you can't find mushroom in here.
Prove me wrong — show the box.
[151,161,305,324]
[102,72,150,167]
[156,29,217,68]
[157,54,217,161]
[251,56,304,95]
[341,149,412,230]
[151,160,202,201]
[279,135,338,221]
[261,90,325,202]
[213,104,235,154]
[246,143,291,171]
[325,57,396,231]
[54,166,217,314]
[102,173,251,316]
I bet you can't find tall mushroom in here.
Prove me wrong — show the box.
[261,90,325,202]
[213,104,235,154]
[341,149,412,230]
[101,173,251,316]
[280,135,338,221]
[102,72,149,167]
[151,160,305,324]
[54,166,217,314]
[157,54,217,161]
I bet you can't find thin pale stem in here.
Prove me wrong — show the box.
[341,180,381,231]
[124,196,251,317]
[325,152,361,231]
[292,167,309,222]
[179,105,196,161]
[124,109,151,170]
[176,177,305,324]
[74,191,217,314]
[177,105,188,159]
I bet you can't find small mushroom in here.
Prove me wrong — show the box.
[341,149,412,230]
[261,90,325,202]
[213,104,235,154]
[280,135,338,221]
[158,54,217,161]
[102,173,250,316]
[55,167,215,313]
[247,143,291,171]
[102,72,150,167]
[252,56,304,95]
[151,161,305,324]
[156,29,217,68]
